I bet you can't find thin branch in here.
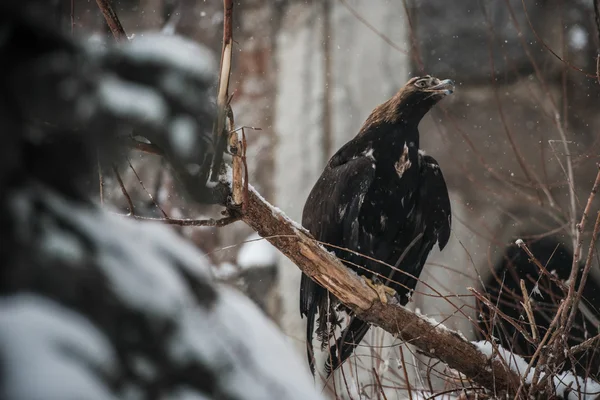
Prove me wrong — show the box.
[562,167,600,332]
[371,368,389,400]
[596,0,600,84]
[515,301,566,398]
[112,165,134,215]
[569,332,600,356]
[568,210,600,330]
[95,0,127,41]
[98,156,104,206]
[210,0,234,181]
[519,0,596,78]
[70,0,75,35]
[399,346,413,400]
[127,158,169,219]
[338,0,408,55]
[519,279,539,342]
[468,288,535,346]
[129,214,240,227]
[515,239,568,292]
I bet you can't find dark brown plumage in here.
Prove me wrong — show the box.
[300,75,454,376]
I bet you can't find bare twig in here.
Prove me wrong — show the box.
[70,0,75,34]
[321,0,333,164]
[480,4,543,205]
[554,116,578,241]
[595,0,600,85]
[519,279,539,343]
[338,0,408,55]
[399,346,413,400]
[127,159,169,219]
[112,165,134,215]
[371,368,389,400]
[469,288,535,346]
[562,167,600,332]
[98,157,104,206]
[519,0,596,78]
[569,332,600,356]
[515,239,568,291]
[95,0,127,41]
[566,210,600,332]
[514,302,566,398]
[129,214,240,227]
[210,0,234,181]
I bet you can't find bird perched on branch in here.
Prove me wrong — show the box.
[300,75,454,376]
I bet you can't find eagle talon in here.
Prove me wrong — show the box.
[362,276,396,304]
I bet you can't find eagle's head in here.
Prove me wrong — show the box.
[404,75,455,102]
[377,75,455,126]
[358,75,455,135]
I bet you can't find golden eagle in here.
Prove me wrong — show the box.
[300,75,454,376]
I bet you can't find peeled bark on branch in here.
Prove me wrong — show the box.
[240,186,521,395]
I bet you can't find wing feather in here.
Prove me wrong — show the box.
[300,156,375,375]
[419,154,452,250]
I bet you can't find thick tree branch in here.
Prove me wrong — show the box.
[240,186,521,395]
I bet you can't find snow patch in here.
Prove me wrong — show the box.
[473,340,534,382]
[38,189,213,320]
[553,371,600,400]
[211,262,239,280]
[568,25,588,51]
[0,295,116,400]
[248,184,308,234]
[473,340,600,399]
[168,287,321,400]
[414,310,469,341]
[237,233,278,269]
[169,116,197,159]
[121,34,217,79]
[97,76,168,126]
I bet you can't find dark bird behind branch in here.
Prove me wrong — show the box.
[300,75,454,376]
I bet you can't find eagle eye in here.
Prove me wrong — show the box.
[414,80,427,88]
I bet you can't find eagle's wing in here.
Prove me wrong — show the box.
[326,154,453,376]
[300,155,375,375]
[419,153,451,251]
[374,152,451,306]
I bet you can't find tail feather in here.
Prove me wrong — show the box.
[305,300,317,376]
[315,293,341,350]
[325,316,371,377]
[300,273,320,376]
[301,273,342,376]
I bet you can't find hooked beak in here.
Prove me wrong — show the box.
[428,79,455,95]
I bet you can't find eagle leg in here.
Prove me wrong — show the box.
[361,276,396,304]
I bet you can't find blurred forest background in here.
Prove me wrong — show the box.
[53,0,600,398]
